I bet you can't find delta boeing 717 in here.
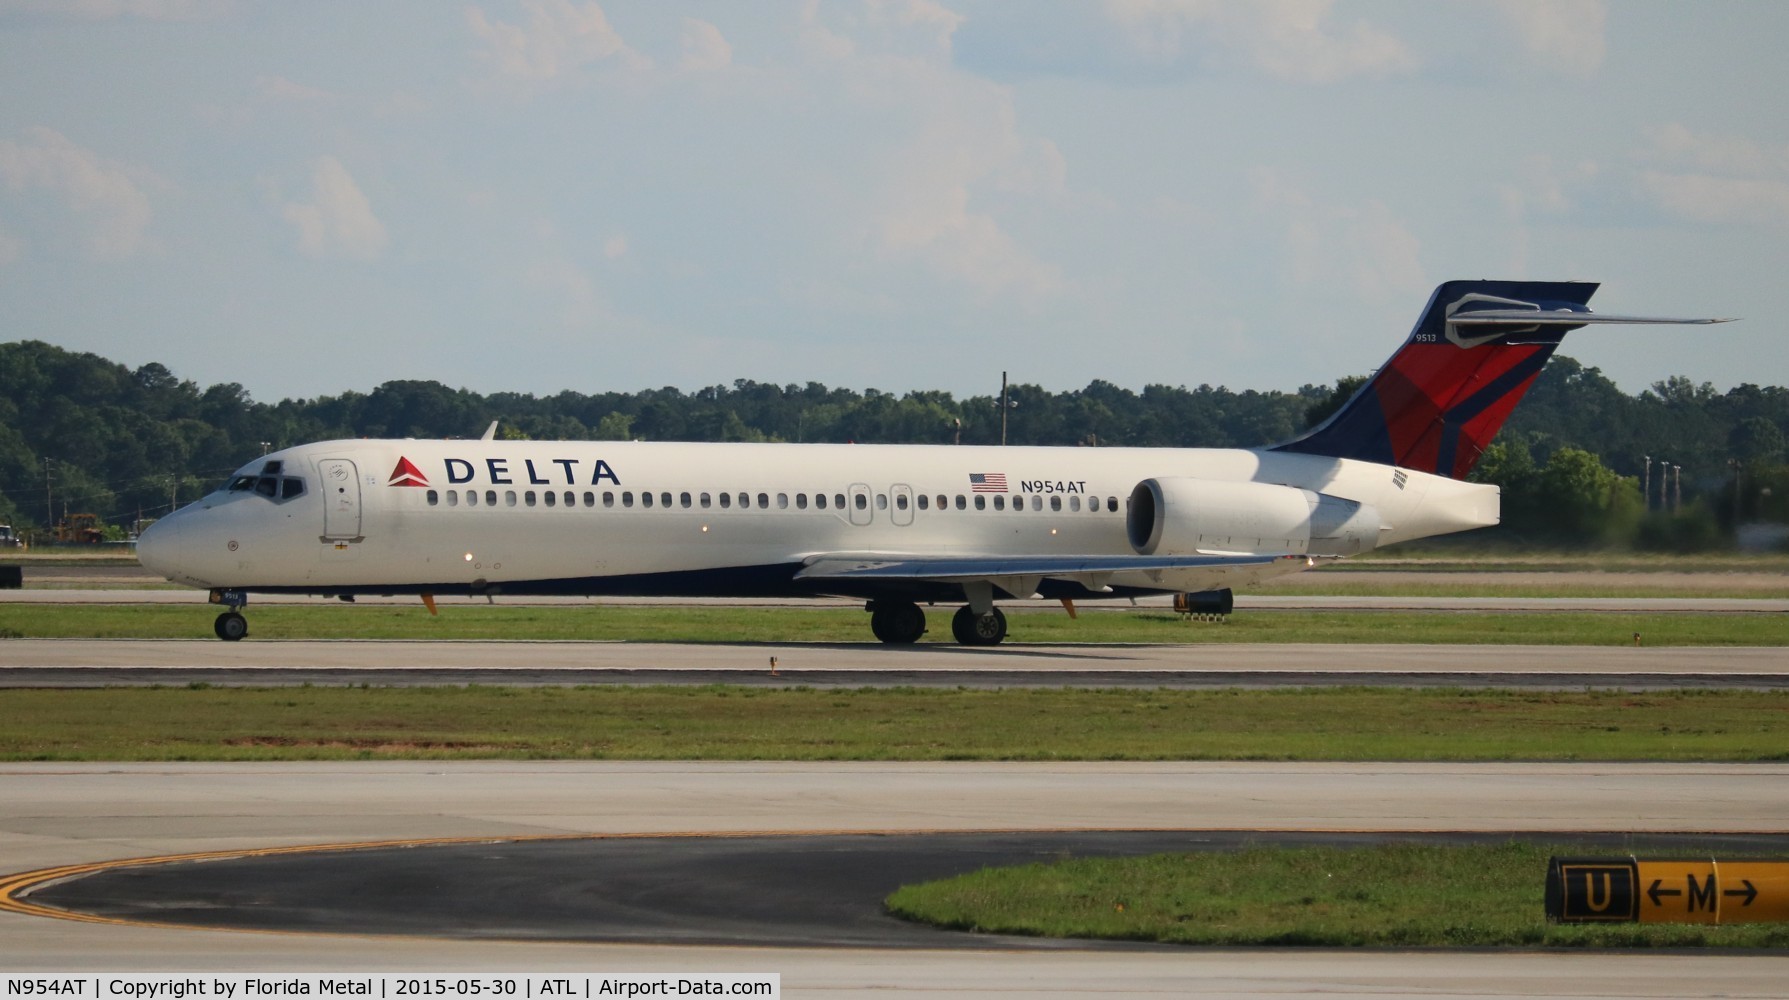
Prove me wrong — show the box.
[136,280,1727,644]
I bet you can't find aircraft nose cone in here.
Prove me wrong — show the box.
[135,516,183,580]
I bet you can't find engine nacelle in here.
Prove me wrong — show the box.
[1126,478,1382,557]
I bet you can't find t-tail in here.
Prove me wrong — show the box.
[1271,279,1732,480]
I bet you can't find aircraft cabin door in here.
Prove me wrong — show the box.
[318,458,363,542]
[890,484,914,527]
[847,483,873,527]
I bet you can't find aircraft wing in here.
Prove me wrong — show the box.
[795,551,1308,598]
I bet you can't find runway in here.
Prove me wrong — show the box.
[3,762,1788,996]
[4,638,1787,689]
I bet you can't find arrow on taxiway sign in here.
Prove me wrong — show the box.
[1724,879,1759,907]
[1647,880,1683,907]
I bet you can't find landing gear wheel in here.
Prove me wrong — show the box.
[214,611,248,642]
[951,605,1007,646]
[869,601,927,644]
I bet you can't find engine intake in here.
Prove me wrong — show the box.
[1127,477,1381,557]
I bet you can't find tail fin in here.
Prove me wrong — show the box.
[1271,280,1731,479]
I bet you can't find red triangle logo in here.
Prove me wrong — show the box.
[388,456,430,487]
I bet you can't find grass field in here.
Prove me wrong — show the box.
[3,686,1786,761]
[885,842,1789,948]
[3,602,1787,644]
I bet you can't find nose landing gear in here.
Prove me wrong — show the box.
[209,589,250,641]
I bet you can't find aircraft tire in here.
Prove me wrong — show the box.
[214,611,248,642]
[869,601,926,644]
[950,605,1007,646]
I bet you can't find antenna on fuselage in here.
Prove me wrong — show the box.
[480,420,498,442]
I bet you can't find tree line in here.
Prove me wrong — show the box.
[1,339,1784,548]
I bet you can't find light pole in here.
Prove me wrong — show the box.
[1643,455,1652,512]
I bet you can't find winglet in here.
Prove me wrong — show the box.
[480,420,499,442]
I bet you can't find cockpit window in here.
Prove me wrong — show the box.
[224,468,306,502]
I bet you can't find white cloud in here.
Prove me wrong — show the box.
[466,0,650,85]
[1633,125,1789,229]
[800,0,963,64]
[1492,0,1606,75]
[1253,168,1423,300]
[678,17,732,73]
[602,233,629,260]
[0,0,230,19]
[279,156,389,260]
[1636,171,1789,229]
[0,126,153,257]
[1103,0,1416,82]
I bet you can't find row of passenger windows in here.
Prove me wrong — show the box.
[424,488,1123,514]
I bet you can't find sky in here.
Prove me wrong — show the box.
[1,0,1785,406]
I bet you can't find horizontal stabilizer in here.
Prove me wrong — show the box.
[1449,311,1734,327]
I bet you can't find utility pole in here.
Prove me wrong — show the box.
[1000,371,1009,446]
[43,458,53,529]
[1673,465,1682,515]
[1642,455,1651,513]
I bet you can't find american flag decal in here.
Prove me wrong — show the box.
[969,473,1008,493]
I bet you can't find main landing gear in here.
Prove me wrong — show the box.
[867,600,927,644]
[951,605,1007,646]
[864,600,1009,646]
[210,589,249,641]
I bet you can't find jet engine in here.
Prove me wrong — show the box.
[1126,477,1381,557]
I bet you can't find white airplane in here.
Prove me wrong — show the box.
[136,280,1727,644]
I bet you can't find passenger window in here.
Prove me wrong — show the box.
[603,491,614,508]
[466,490,479,508]
[487,490,498,507]
[1031,496,1042,511]
[758,493,769,509]
[427,490,439,506]
[505,490,517,507]
[281,478,305,499]
[796,493,808,510]
[700,492,712,509]
[955,495,966,510]
[834,493,845,509]
[876,494,887,510]
[739,492,750,508]
[642,492,654,508]
[564,491,575,507]
[854,493,867,511]
[622,492,634,508]
[815,494,827,510]
[544,491,556,508]
[916,495,928,510]
[525,491,537,507]
[974,496,986,510]
[719,493,731,509]
[447,490,460,507]
[777,493,788,509]
[661,492,673,508]
[1069,496,1080,512]
[1107,497,1119,512]
[1050,496,1062,512]
[583,491,594,507]
[681,492,692,509]
[937,495,947,510]
[993,496,1005,511]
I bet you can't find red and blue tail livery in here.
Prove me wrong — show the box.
[1273,280,1730,480]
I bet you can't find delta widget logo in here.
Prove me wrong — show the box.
[387,457,430,488]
